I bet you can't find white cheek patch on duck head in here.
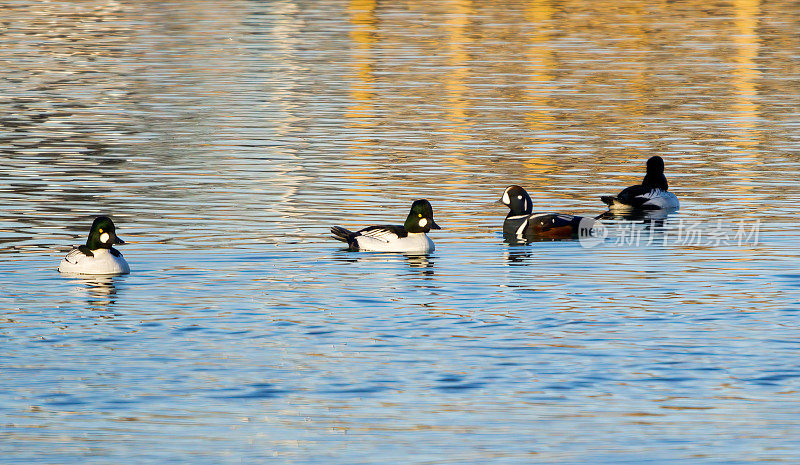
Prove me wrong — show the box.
[100,232,110,244]
[418,218,428,228]
[502,190,510,205]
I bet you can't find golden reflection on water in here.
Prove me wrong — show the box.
[731,0,761,149]
[3,0,793,208]
[345,0,380,197]
[724,0,762,221]
[442,0,471,130]
[334,0,794,213]
[440,0,473,188]
[347,0,377,124]
[523,0,558,181]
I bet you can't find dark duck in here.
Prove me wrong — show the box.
[600,156,679,212]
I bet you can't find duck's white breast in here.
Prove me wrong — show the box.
[58,248,130,275]
[356,233,434,253]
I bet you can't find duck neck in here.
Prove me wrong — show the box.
[643,172,668,190]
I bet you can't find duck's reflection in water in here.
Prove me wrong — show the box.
[502,231,583,247]
[61,273,125,312]
[332,250,435,276]
[503,245,534,265]
[499,230,538,264]
[501,232,573,265]
[404,254,434,276]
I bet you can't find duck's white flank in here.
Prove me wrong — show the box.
[58,248,130,275]
[610,189,679,211]
[356,232,434,253]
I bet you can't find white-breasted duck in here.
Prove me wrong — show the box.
[58,216,130,275]
[331,199,441,253]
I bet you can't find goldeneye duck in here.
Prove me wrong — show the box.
[600,156,679,211]
[58,216,130,275]
[500,185,595,239]
[331,199,441,253]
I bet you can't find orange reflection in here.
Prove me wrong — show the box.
[523,0,557,182]
[440,0,474,182]
[443,0,471,129]
[731,0,761,149]
[344,0,379,195]
[346,0,377,126]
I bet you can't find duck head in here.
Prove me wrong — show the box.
[646,156,665,174]
[404,199,441,233]
[500,185,533,216]
[643,156,669,190]
[86,216,125,250]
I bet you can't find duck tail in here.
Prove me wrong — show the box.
[330,226,353,243]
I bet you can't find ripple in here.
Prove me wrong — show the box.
[2,0,800,464]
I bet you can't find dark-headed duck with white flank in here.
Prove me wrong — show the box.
[58,216,130,275]
[331,199,441,253]
[600,156,679,211]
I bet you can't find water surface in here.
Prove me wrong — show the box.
[2,1,800,463]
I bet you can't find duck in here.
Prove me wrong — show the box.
[58,216,130,275]
[331,199,441,253]
[500,185,595,239]
[600,156,679,211]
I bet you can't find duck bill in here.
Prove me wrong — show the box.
[115,236,125,245]
[430,220,441,230]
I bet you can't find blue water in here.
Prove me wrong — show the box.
[2,1,800,463]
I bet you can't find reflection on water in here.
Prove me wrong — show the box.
[503,244,535,265]
[3,0,800,463]
[405,254,435,276]
[61,273,122,312]
[333,251,436,276]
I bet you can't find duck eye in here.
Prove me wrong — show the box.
[98,228,103,233]
[418,213,422,217]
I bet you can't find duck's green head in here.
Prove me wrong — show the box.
[86,216,125,250]
[404,199,441,233]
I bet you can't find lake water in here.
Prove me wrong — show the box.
[2,0,800,463]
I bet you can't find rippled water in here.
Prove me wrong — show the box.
[2,1,800,463]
